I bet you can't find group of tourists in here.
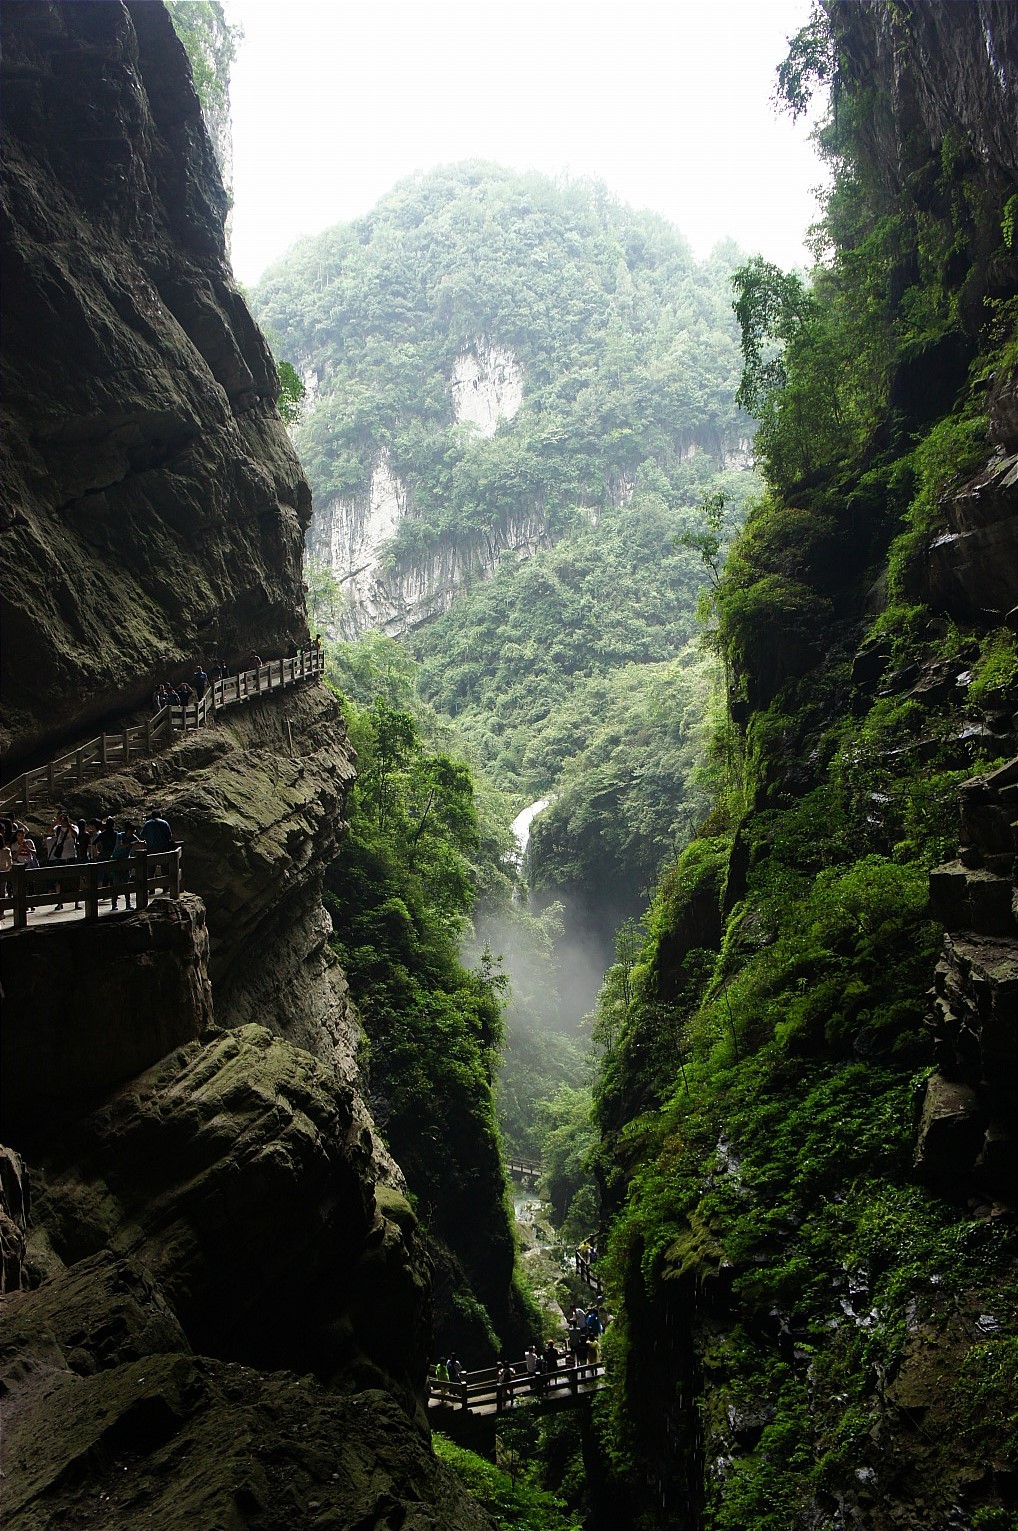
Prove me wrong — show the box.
[431,1305,609,1410]
[496,1310,608,1408]
[0,806,176,918]
[152,661,224,712]
[431,1353,464,1400]
[151,652,278,713]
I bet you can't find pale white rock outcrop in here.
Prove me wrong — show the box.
[307,445,549,638]
[451,342,523,437]
[307,452,408,603]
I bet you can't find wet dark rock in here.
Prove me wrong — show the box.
[914,1074,986,1196]
[921,757,1018,1207]
[851,636,893,693]
[0,1146,30,1293]
[0,1,310,771]
[2,1352,493,1531]
[910,453,1018,624]
[1,894,213,1144]
[29,1024,427,1393]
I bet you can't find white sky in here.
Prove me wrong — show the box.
[226,0,829,288]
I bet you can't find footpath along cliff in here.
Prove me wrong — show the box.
[0,6,497,1528]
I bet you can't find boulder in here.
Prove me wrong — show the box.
[2,1352,494,1531]
[30,1024,428,1401]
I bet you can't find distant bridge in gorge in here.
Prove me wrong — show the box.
[505,1157,541,1188]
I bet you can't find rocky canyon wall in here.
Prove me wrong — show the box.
[0,7,496,1528]
[0,1,310,772]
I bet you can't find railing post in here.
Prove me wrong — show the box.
[145,717,152,751]
[85,862,100,921]
[122,728,131,764]
[100,735,108,766]
[170,848,181,898]
[460,1380,468,1411]
[76,748,84,783]
[13,866,28,929]
[569,1364,578,1397]
[135,849,149,910]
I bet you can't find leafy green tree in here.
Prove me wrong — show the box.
[276,359,306,427]
[305,559,346,635]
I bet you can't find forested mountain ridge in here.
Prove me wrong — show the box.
[255,166,759,1027]
[586,3,1018,1528]
[252,163,753,635]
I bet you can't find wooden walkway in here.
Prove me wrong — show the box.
[428,1359,605,1418]
[0,644,325,816]
[574,1248,605,1297]
[505,1157,541,1188]
[1,849,183,930]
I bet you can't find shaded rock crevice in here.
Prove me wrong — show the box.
[919,755,1018,1208]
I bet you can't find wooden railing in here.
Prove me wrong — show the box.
[1,848,183,929]
[427,1357,605,1414]
[0,712,176,817]
[0,644,325,815]
[575,1249,605,1296]
[506,1157,541,1186]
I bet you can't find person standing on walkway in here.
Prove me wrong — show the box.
[93,817,117,901]
[48,813,77,910]
[110,822,143,911]
[12,827,39,910]
[142,807,173,852]
[0,833,12,922]
[497,1359,515,1409]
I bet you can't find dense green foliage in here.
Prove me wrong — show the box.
[409,478,749,993]
[322,680,523,1356]
[253,163,751,556]
[410,478,749,795]
[586,5,1018,1527]
[165,2,238,127]
[433,1434,581,1531]
[259,164,760,1010]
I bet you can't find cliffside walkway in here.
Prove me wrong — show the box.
[0,643,326,817]
[1,849,183,931]
[428,1358,605,1419]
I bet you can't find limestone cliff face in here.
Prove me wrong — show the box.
[0,1,310,772]
[308,455,550,636]
[306,341,546,637]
